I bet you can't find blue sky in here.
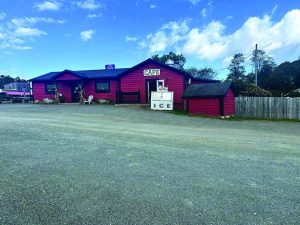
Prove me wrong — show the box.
[0,0,300,79]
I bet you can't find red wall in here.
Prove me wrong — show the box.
[84,79,118,102]
[32,73,81,102]
[188,98,220,116]
[187,88,235,116]
[223,89,235,115]
[56,73,81,81]
[32,82,72,102]
[32,82,54,101]
[120,62,185,109]
[32,79,119,103]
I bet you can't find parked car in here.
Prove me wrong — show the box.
[0,92,12,103]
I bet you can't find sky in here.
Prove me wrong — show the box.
[0,0,300,79]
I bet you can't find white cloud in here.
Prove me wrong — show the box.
[125,36,138,42]
[87,13,102,19]
[0,33,5,40]
[139,9,300,64]
[150,4,157,9]
[34,1,62,11]
[201,8,207,18]
[138,41,147,48]
[187,0,201,5]
[15,27,47,37]
[144,20,189,53]
[271,5,278,16]
[80,30,95,41]
[75,0,103,10]
[200,0,213,18]
[182,21,226,60]
[12,45,33,50]
[0,15,64,51]
[226,16,233,20]
[0,13,6,21]
[11,17,65,27]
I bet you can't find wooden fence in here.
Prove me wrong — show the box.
[235,97,300,120]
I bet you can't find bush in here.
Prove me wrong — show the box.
[233,81,272,97]
[41,98,55,104]
[97,99,112,104]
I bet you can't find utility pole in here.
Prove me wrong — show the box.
[255,44,258,86]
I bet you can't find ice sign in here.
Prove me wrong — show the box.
[144,69,160,76]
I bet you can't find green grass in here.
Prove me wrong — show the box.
[0,104,299,225]
[168,109,300,122]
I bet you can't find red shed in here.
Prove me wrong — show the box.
[182,81,235,116]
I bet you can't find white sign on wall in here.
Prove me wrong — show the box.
[151,91,174,111]
[144,69,160,76]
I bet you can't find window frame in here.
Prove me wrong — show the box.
[95,80,110,93]
[45,82,57,95]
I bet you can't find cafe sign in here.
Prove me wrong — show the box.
[144,69,160,76]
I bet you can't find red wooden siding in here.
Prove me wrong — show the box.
[84,80,118,102]
[32,82,54,101]
[32,81,73,102]
[223,89,235,115]
[188,98,220,116]
[187,87,235,116]
[58,82,72,103]
[120,62,185,109]
[56,73,81,81]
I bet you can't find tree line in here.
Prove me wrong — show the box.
[1,52,300,97]
[152,51,300,97]
[0,75,27,89]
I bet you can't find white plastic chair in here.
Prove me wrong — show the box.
[84,95,94,104]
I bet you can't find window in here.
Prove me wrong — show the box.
[95,80,110,93]
[45,83,56,95]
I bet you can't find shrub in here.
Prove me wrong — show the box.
[42,98,55,104]
[97,99,112,104]
[233,81,272,97]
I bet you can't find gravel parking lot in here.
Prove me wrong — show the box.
[0,104,299,225]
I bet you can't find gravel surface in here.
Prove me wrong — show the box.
[0,104,299,225]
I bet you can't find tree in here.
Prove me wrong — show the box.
[0,75,15,89]
[186,67,217,80]
[0,75,27,89]
[227,53,246,81]
[265,59,300,96]
[251,49,276,87]
[152,52,186,70]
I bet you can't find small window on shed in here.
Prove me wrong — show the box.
[95,80,110,93]
[45,83,56,95]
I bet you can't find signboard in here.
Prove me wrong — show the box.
[151,91,173,111]
[105,64,115,70]
[144,69,160,76]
